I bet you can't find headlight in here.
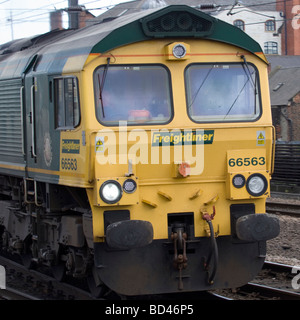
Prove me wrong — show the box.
[172,43,187,58]
[246,173,268,197]
[100,180,122,204]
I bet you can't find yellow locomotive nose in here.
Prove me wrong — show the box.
[0,4,279,298]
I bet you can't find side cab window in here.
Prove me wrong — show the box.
[54,77,80,129]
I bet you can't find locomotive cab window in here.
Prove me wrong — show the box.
[94,65,173,125]
[185,63,261,122]
[54,77,80,129]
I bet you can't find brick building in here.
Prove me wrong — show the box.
[50,6,94,31]
[276,0,300,55]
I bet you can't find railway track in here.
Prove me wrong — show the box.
[266,192,300,216]
[0,252,232,301]
[238,282,300,300]
[243,261,300,300]
[211,261,300,300]
[0,254,95,300]
[266,200,300,216]
[1,246,299,301]
[211,285,300,300]
[0,286,41,300]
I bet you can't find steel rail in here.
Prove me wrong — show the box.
[266,200,300,216]
[239,282,300,300]
[0,286,41,300]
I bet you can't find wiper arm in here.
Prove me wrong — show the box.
[224,78,250,118]
[98,57,111,118]
[241,54,258,114]
[240,54,257,94]
[224,56,258,119]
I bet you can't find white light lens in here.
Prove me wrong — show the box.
[172,44,186,58]
[100,181,122,203]
[248,176,264,193]
[246,174,267,197]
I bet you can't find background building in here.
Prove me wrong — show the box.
[217,2,283,55]
[86,0,285,54]
[276,0,300,55]
[268,55,300,141]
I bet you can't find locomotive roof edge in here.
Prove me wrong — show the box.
[0,5,267,80]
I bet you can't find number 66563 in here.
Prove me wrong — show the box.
[228,157,265,167]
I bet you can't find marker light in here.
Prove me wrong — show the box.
[232,174,246,188]
[100,180,122,204]
[246,173,268,197]
[123,179,137,194]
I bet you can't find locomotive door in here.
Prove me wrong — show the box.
[23,70,61,181]
[23,54,46,177]
[24,74,38,171]
[20,55,39,180]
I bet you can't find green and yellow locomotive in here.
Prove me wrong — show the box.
[0,5,279,296]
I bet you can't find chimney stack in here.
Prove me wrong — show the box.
[50,10,63,31]
[68,0,80,29]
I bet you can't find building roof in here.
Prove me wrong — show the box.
[269,66,300,106]
[267,55,300,72]
[88,0,277,25]
[267,55,300,106]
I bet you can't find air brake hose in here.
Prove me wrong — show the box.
[205,220,219,285]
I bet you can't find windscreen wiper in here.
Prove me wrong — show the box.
[223,56,257,119]
[240,54,257,94]
[224,78,250,118]
[241,54,258,114]
[98,57,111,118]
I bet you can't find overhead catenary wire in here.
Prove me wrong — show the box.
[0,0,115,28]
[0,0,295,43]
[0,0,294,23]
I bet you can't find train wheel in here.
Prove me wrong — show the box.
[87,266,107,298]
